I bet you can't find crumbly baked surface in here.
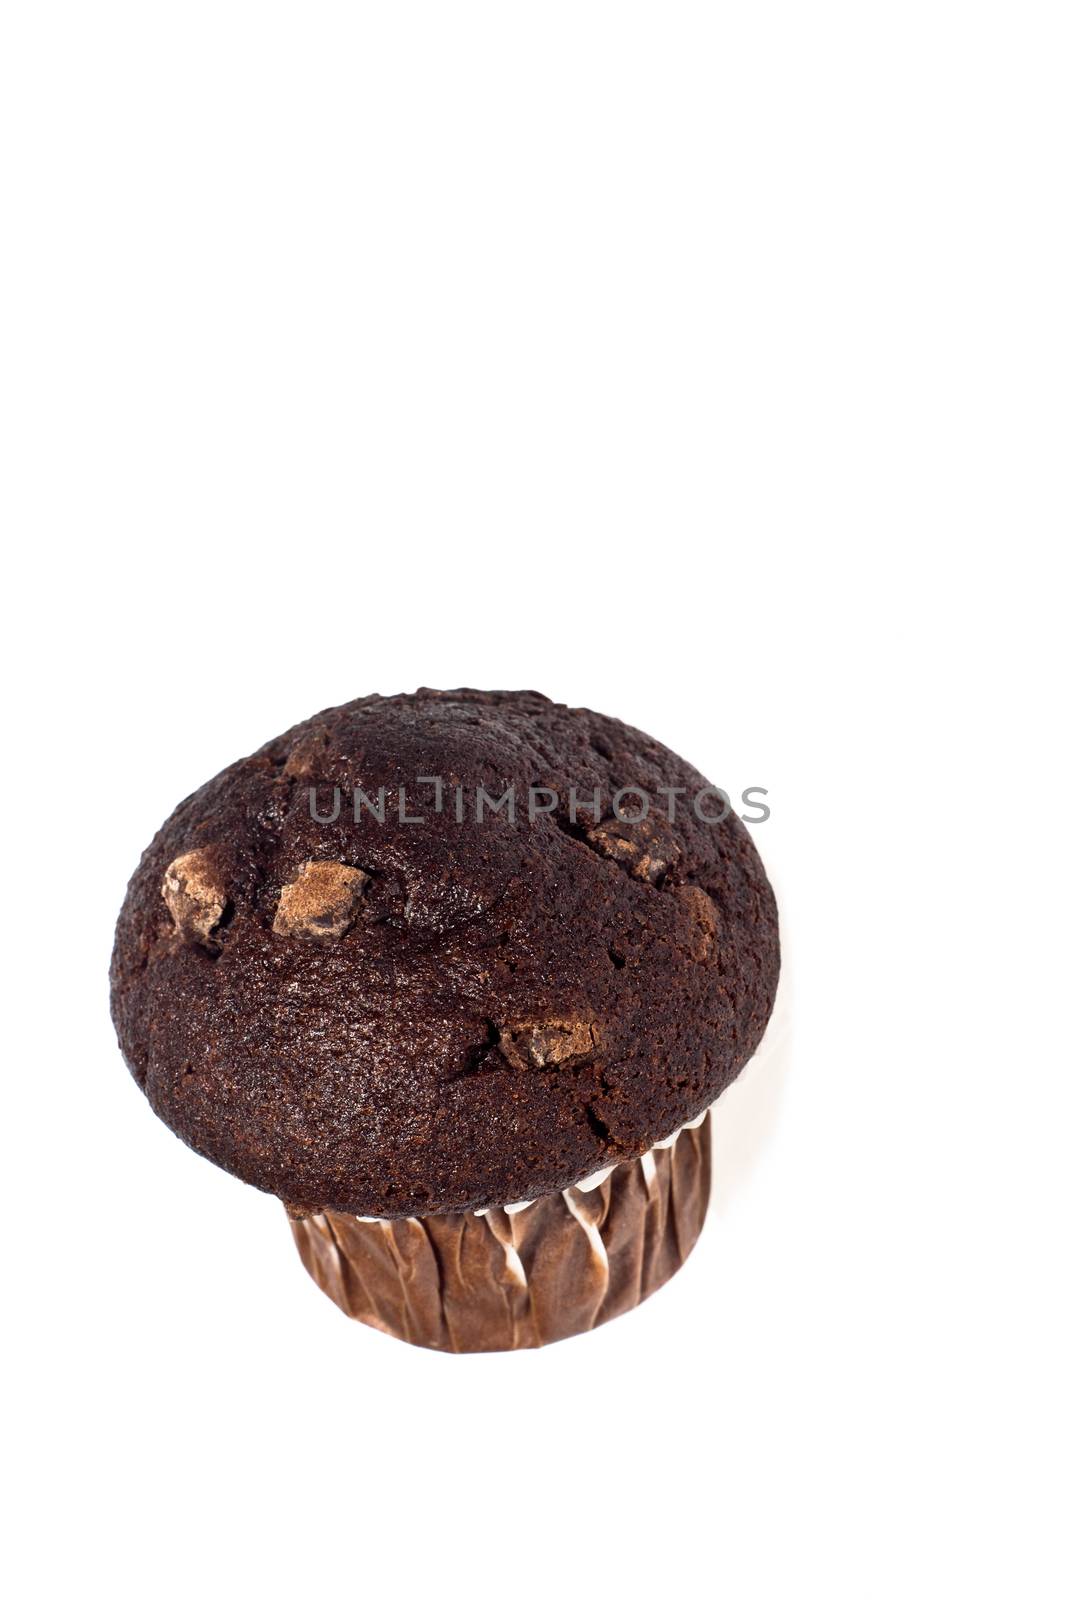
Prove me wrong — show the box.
[110,689,779,1216]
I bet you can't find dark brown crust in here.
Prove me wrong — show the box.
[290,1118,712,1352]
[110,689,779,1216]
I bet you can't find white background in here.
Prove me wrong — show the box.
[2,4,1068,1597]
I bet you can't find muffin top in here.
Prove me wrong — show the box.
[110,689,779,1217]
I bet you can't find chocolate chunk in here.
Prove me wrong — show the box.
[586,815,680,885]
[499,1018,599,1070]
[161,849,228,947]
[675,885,719,962]
[283,728,331,779]
[273,861,369,939]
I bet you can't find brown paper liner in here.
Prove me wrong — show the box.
[289,1116,711,1352]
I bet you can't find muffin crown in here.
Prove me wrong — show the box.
[110,689,779,1216]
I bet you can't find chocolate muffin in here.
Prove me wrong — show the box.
[111,689,779,1351]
